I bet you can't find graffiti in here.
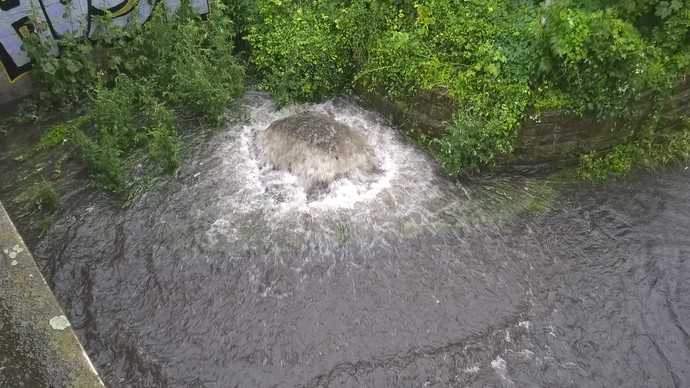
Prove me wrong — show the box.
[0,0,41,82]
[0,0,208,83]
[1,0,20,12]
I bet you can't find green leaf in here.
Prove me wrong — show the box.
[42,61,57,75]
[65,59,81,74]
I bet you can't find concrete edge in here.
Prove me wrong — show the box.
[0,201,104,387]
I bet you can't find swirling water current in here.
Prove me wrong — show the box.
[2,92,690,387]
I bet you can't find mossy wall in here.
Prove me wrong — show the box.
[360,77,690,170]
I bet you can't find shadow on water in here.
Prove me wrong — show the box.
[2,92,690,387]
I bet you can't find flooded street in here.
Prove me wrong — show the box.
[2,94,690,387]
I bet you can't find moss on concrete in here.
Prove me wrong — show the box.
[0,202,104,387]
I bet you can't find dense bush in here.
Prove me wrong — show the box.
[540,5,661,116]
[26,0,244,192]
[359,1,539,173]
[22,0,690,182]
[245,0,690,175]
[247,3,350,103]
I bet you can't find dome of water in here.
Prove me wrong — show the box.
[261,112,378,191]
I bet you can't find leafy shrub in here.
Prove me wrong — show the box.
[244,0,689,176]
[357,0,538,173]
[246,0,408,104]
[247,0,355,104]
[22,0,690,180]
[22,33,100,107]
[110,2,245,124]
[539,4,667,117]
[26,0,244,193]
[37,76,179,192]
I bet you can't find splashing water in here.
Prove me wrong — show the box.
[3,92,689,387]
[227,92,442,213]
[260,111,379,193]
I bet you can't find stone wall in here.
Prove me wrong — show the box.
[360,78,690,169]
[511,111,623,167]
[513,78,689,166]
[358,88,454,139]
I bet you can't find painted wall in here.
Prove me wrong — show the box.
[0,0,208,104]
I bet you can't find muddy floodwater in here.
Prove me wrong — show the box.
[2,93,690,387]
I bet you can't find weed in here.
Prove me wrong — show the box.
[24,0,244,194]
[578,118,690,181]
[19,180,59,213]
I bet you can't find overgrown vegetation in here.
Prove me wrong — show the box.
[578,118,690,180]
[243,0,690,176]
[13,0,690,190]
[24,0,244,193]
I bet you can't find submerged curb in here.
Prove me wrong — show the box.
[0,202,104,387]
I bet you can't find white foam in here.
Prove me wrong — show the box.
[491,356,513,385]
[219,95,435,212]
[203,93,459,247]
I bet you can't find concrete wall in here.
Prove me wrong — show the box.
[0,0,209,104]
[0,202,104,387]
